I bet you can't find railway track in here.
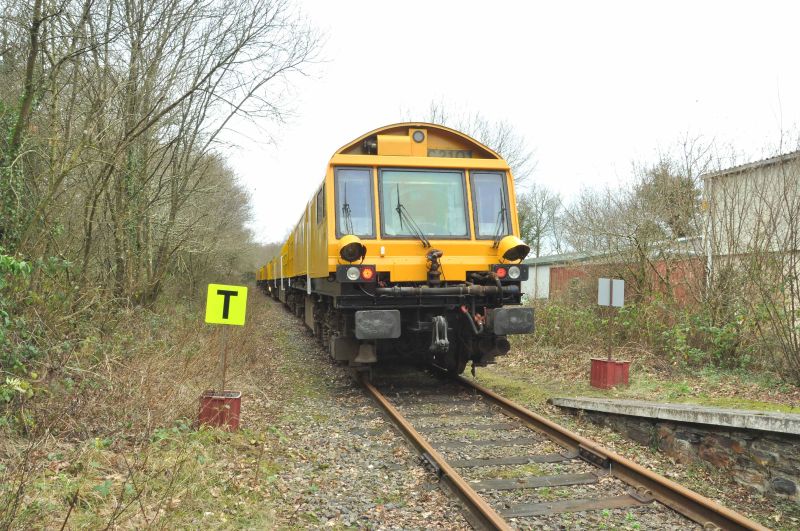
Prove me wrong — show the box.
[361,368,768,530]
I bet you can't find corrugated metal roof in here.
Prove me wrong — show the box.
[522,250,606,266]
[702,149,800,180]
[523,237,704,266]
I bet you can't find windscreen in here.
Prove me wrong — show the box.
[471,171,510,238]
[380,170,468,237]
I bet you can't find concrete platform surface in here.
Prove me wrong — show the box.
[549,397,800,435]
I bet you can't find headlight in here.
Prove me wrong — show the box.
[346,266,361,281]
[508,265,521,279]
[339,234,366,263]
[496,235,530,262]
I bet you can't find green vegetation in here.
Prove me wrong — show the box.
[529,298,760,371]
[474,367,553,407]
[0,295,293,528]
[498,293,800,412]
[0,0,313,422]
[483,350,800,415]
[558,149,800,384]
[0,2,317,528]
[5,423,280,529]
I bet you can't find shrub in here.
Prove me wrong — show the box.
[1,250,34,369]
[532,301,603,347]
[0,249,37,426]
[532,298,758,371]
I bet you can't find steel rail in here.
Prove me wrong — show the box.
[360,376,511,531]
[456,376,769,531]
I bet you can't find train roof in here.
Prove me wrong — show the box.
[334,122,503,161]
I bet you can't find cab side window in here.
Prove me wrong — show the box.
[316,186,325,223]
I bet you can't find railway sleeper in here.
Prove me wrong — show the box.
[469,470,606,492]
[498,490,655,518]
[578,444,612,470]
[437,436,541,449]
[449,451,579,468]
[416,421,518,434]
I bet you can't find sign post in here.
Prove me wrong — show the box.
[199,284,248,430]
[597,278,624,361]
[591,278,630,389]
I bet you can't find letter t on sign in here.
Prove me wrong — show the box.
[216,290,238,319]
[205,284,248,326]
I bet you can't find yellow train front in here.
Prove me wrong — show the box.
[257,123,534,374]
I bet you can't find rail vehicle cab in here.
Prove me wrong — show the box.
[258,123,534,374]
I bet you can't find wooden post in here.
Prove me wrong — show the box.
[221,326,229,394]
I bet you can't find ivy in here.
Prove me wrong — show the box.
[1,247,38,422]
[0,96,26,251]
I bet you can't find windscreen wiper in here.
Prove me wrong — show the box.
[491,187,508,248]
[395,184,430,248]
[342,183,355,234]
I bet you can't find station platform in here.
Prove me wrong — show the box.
[549,397,800,434]
[548,396,800,499]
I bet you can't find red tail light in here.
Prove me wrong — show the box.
[495,267,507,279]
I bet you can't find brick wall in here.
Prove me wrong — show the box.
[549,257,705,306]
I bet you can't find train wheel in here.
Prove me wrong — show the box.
[433,341,468,375]
[449,351,468,375]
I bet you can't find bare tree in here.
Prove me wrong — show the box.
[563,155,704,302]
[1,0,318,304]
[705,149,800,379]
[516,184,562,257]
[425,101,536,185]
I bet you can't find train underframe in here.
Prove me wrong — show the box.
[257,275,533,375]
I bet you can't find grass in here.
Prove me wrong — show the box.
[571,375,800,413]
[3,419,283,528]
[485,340,800,414]
[6,290,797,529]
[0,291,290,529]
[471,366,553,407]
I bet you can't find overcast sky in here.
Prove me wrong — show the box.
[225,0,800,244]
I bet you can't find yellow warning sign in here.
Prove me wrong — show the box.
[205,284,248,326]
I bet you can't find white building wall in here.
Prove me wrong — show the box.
[522,264,550,299]
[706,158,800,256]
